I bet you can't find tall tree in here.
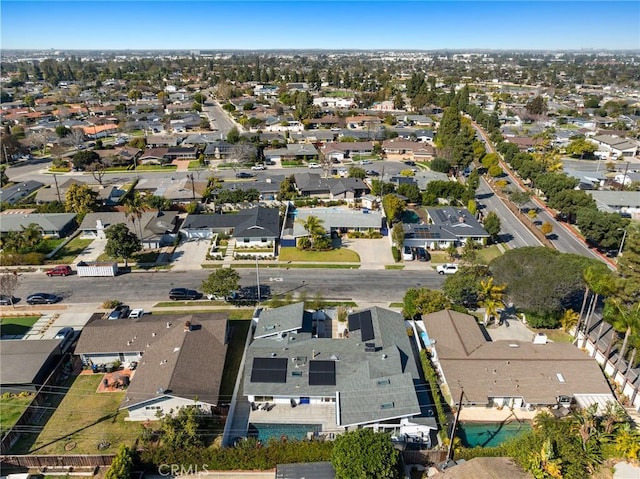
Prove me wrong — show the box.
[0,272,20,307]
[124,192,146,241]
[65,183,98,222]
[603,298,640,373]
[331,429,400,479]
[104,223,141,267]
[201,268,240,300]
[382,194,405,225]
[616,224,640,305]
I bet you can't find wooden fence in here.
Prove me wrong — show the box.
[403,449,448,466]
[0,454,114,469]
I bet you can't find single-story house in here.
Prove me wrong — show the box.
[165,146,199,161]
[586,190,640,218]
[139,148,170,165]
[134,176,207,203]
[293,173,370,200]
[289,130,337,144]
[74,313,229,421]
[0,212,77,238]
[382,140,435,160]
[0,181,44,205]
[289,207,383,239]
[588,135,638,158]
[0,339,65,393]
[420,310,614,412]
[146,135,181,148]
[321,141,374,162]
[78,210,179,248]
[264,144,318,162]
[181,206,280,248]
[203,141,235,160]
[216,177,283,201]
[243,303,436,440]
[403,223,459,251]
[425,207,489,246]
[35,178,125,206]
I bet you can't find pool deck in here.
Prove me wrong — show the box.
[248,403,338,433]
[458,406,540,423]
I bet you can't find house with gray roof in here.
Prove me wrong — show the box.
[420,310,614,412]
[293,173,370,200]
[425,207,489,247]
[1,339,65,393]
[0,180,43,205]
[181,206,280,253]
[78,210,179,248]
[264,144,318,162]
[0,212,77,238]
[35,178,125,206]
[589,135,638,158]
[243,304,436,440]
[74,313,229,421]
[586,190,640,218]
[290,207,383,238]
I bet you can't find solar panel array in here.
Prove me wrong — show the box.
[309,360,336,386]
[360,312,374,342]
[250,357,288,383]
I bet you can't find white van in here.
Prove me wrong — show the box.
[403,246,414,261]
[128,308,145,319]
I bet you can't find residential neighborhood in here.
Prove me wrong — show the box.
[1,38,640,479]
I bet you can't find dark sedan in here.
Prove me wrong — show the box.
[169,288,203,301]
[0,294,15,306]
[26,293,61,305]
[235,172,255,179]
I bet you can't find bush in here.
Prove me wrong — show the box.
[523,311,560,329]
[102,299,122,309]
[429,157,451,173]
[391,246,400,262]
[0,252,46,266]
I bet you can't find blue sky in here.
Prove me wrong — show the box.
[2,1,639,50]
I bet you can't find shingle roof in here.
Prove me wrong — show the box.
[75,312,228,407]
[0,213,77,234]
[426,207,489,238]
[181,206,280,239]
[422,310,613,405]
[244,306,424,427]
[1,340,62,385]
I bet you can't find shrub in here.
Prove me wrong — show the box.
[523,311,560,329]
[429,157,451,173]
[0,252,46,266]
[102,299,122,309]
[391,246,400,262]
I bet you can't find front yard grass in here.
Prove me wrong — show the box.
[0,316,40,336]
[278,247,360,263]
[0,393,34,434]
[476,244,503,264]
[13,374,139,455]
[537,328,574,343]
[47,237,94,264]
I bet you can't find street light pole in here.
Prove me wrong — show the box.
[617,227,629,258]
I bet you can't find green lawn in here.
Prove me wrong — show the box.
[476,244,503,264]
[135,165,177,172]
[538,329,574,343]
[427,251,450,263]
[13,374,139,455]
[0,316,40,336]
[96,250,160,266]
[278,247,360,262]
[47,237,94,264]
[0,393,34,434]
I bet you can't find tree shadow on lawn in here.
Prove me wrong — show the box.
[29,412,119,453]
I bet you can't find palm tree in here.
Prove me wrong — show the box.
[478,278,506,325]
[579,266,617,348]
[560,309,579,334]
[603,298,640,375]
[298,215,325,247]
[124,192,146,244]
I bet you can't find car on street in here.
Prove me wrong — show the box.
[0,294,15,306]
[366,170,379,176]
[26,293,62,305]
[251,164,265,170]
[307,162,321,169]
[169,288,203,301]
[264,160,276,166]
[403,160,416,166]
[46,265,73,277]
[235,172,255,179]
[436,263,459,275]
[108,304,131,320]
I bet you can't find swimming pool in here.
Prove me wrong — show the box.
[249,423,321,442]
[457,421,531,448]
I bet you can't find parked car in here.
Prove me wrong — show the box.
[26,293,61,305]
[307,162,321,169]
[359,159,372,165]
[403,160,416,166]
[55,327,75,349]
[46,265,73,277]
[366,170,380,176]
[402,246,414,261]
[235,172,254,179]
[436,263,459,275]
[108,304,130,320]
[128,308,145,319]
[0,294,15,306]
[251,164,265,170]
[264,160,276,166]
[416,247,430,262]
[169,288,203,301]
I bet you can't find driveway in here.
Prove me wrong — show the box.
[341,237,394,270]
[171,238,211,271]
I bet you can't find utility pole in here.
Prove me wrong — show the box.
[53,174,62,203]
[188,173,196,200]
[255,256,261,302]
[446,388,464,463]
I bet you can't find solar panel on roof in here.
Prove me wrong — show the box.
[348,312,361,331]
[309,360,336,386]
[360,311,374,342]
[250,357,288,383]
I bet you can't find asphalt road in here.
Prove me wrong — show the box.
[12,268,446,306]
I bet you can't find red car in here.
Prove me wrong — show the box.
[46,265,73,277]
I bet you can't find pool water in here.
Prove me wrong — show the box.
[401,210,421,224]
[457,421,531,448]
[249,423,321,442]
